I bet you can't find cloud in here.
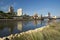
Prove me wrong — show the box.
[39,8,48,12]
[0,2,17,12]
[0,5,9,12]
[11,2,17,7]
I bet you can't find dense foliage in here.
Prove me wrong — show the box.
[0,11,15,19]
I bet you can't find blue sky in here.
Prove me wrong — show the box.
[0,0,60,16]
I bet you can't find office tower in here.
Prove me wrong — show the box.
[9,6,14,13]
[48,12,51,18]
[17,8,23,16]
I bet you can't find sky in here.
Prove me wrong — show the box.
[0,0,60,16]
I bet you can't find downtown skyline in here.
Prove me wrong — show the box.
[0,0,60,16]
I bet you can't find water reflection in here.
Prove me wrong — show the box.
[33,20,43,27]
[17,21,23,31]
[40,20,43,25]
[47,19,57,25]
[0,21,16,37]
[33,20,37,26]
[0,19,59,37]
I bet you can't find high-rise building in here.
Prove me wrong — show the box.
[17,8,23,16]
[48,12,51,18]
[9,6,14,13]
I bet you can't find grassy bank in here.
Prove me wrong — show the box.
[1,22,60,40]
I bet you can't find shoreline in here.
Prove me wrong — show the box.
[0,19,44,21]
[0,22,60,40]
[0,25,48,40]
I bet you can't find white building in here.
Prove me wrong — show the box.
[52,16,57,19]
[17,8,23,16]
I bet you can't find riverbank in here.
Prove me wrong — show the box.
[0,19,44,22]
[0,22,60,40]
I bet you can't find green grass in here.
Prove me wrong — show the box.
[8,22,60,40]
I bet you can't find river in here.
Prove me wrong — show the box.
[0,19,60,37]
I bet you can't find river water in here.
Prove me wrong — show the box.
[0,19,60,37]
